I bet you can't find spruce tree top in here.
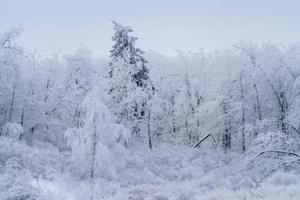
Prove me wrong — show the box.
[109,21,150,89]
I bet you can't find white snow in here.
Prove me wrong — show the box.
[1,135,299,200]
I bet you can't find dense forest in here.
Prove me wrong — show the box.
[0,22,300,200]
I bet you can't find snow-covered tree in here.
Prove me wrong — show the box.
[106,21,153,147]
[0,27,25,125]
[66,86,128,181]
[63,47,98,128]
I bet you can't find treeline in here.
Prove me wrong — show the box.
[1,23,300,153]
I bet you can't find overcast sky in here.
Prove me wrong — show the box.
[1,0,300,56]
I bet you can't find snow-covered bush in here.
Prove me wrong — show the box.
[241,131,300,182]
[264,171,299,186]
[0,135,66,200]
[1,123,23,141]
[249,131,298,154]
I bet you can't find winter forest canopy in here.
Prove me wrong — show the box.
[0,21,300,199]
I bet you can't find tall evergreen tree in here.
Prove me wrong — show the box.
[109,21,151,89]
[107,21,153,146]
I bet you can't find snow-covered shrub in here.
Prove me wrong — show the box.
[1,123,23,141]
[264,171,299,186]
[243,131,300,182]
[249,131,297,153]
[0,136,65,200]
[28,124,50,144]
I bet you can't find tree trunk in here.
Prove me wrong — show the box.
[222,98,231,153]
[90,111,97,200]
[44,79,50,103]
[240,74,246,152]
[185,119,191,143]
[74,109,81,128]
[147,109,152,149]
[9,84,16,122]
[253,83,262,121]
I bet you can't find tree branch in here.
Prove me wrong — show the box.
[258,150,300,157]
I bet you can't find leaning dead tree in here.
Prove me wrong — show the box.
[194,133,217,148]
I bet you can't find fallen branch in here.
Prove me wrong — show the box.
[194,133,217,148]
[258,150,300,158]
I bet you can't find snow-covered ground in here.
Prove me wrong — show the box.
[1,137,299,200]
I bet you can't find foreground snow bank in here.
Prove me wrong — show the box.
[0,136,299,200]
[86,145,300,200]
[0,137,65,200]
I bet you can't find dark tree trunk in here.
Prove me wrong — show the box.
[147,109,152,149]
[253,83,262,121]
[240,74,246,152]
[9,84,16,122]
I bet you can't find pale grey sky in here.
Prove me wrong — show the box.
[1,0,300,56]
